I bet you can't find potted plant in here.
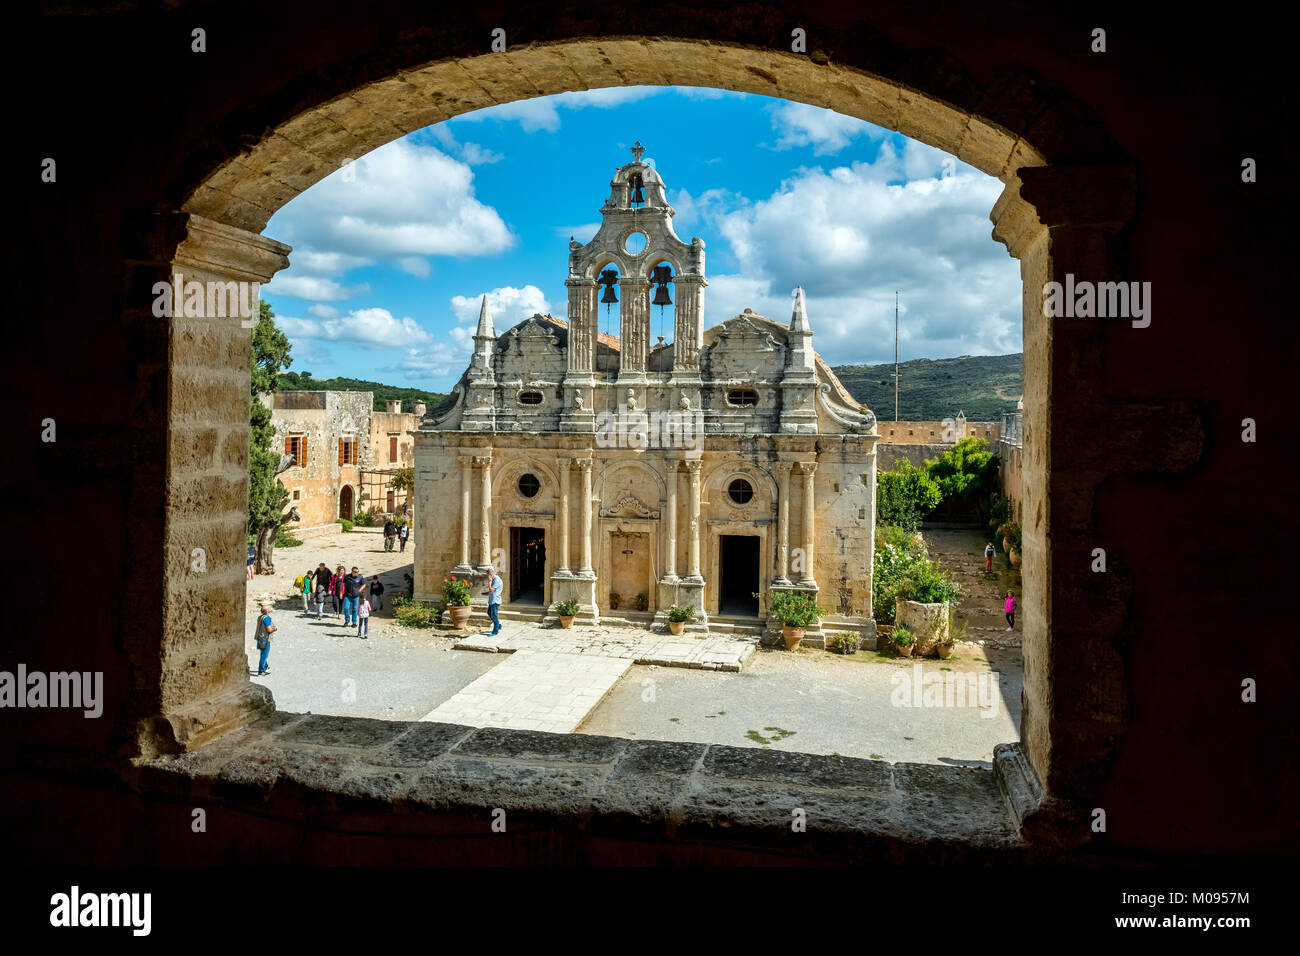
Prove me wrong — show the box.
[936,615,965,659]
[634,592,649,612]
[442,577,473,628]
[553,599,580,628]
[608,591,621,611]
[666,604,694,635]
[892,624,916,657]
[828,632,861,655]
[764,590,827,651]
[1007,523,1023,567]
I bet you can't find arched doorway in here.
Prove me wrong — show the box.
[339,486,354,521]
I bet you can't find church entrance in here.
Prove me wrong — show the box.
[609,531,650,611]
[719,534,760,616]
[509,527,546,604]
[338,486,353,521]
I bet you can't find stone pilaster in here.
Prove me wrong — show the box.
[618,276,650,380]
[454,455,474,572]
[671,273,706,370]
[561,277,597,433]
[577,457,594,573]
[475,453,493,569]
[684,459,703,581]
[774,461,793,585]
[797,461,817,588]
[555,456,572,575]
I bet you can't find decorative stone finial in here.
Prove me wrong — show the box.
[631,141,646,163]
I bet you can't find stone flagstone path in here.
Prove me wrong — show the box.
[454,622,758,671]
[419,651,634,733]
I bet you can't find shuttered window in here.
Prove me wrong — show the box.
[286,435,307,466]
[338,437,357,465]
[389,436,398,463]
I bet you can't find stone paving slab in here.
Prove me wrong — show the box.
[453,622,757,671]
[419,651,634,733]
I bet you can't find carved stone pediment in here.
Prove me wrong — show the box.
[600,493,660,519]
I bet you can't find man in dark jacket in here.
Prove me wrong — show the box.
[383,519,397,552]
[342,566,367,626]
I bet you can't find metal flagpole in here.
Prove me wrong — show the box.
[894,291,899,421]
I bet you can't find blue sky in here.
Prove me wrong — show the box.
[263,87,1021,392]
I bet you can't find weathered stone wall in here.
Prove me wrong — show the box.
[271,390,377,526]
[876,421,1001,444]
[365,409,417,514]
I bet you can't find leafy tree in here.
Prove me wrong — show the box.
[924,437,999,525]
[248,301,294,574]
[389,466,414,493]
[877,460,942,532]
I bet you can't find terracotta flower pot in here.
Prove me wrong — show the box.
[668,620,685,635]
[896,642,914,657]
[1008,548,1022,568]
[448,605,472,628]
[936,642,954,659]
[782,624,805,650]
[1002,536,1010,552]
[559,615,575,629]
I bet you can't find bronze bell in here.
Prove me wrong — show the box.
[652,283,672,307]
[600,269,619,304]
[629,173,645,206]
[651,264,672,307]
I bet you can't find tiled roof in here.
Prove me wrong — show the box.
[537,315,621,351]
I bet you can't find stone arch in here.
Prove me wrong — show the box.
[492,455,561,504]
[704,459,778,511]
[146,24,1152,850]
[596,459,667,507]
[588,254,633,281]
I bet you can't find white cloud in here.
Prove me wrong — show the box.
[264,139,514,288]
[393,342,468,380]
[398,257,431,278]
[554,223,600,242]
[766,101,886,155]
[449,285,552,329]
[264,275,370,302]
[272,307,433,350]
[307,304,339,319]
[453,86,666,133]
[428,125,503,165]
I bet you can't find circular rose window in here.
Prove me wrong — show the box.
[623,231,647,255]
[518,474,541,498]
[727,478,754,504]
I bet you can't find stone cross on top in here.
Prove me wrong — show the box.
[630,141,646,163]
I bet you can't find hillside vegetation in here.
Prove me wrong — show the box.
[276,372,446,413]
[832,353,1023,421]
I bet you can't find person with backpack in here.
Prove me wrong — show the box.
[984,542,996,573]
[298,569,313,614]
[369,575,385,611]
[314,563,331,619]
[398,521,410,553]
[383,518,397,552]
[253,599,276,676]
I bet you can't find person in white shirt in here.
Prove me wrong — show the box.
[357,597,371,638]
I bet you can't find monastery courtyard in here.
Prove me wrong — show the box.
[247,526,1021,766]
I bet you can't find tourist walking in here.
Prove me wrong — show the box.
[369,575,384,611]
[246,544,256,581]
[357,597,371,638]
[984,542,996,572]
[398,521,410,553]
[330,565,346,617]
[254,599,276,676]
[383,518,397,552]
[299,569,313,614]
[1005,591,1017,631]
[482,566,503,637]
[314,563,331,619]
[342,566,367,626]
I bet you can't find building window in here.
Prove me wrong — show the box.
[518,474,541,499]
[292,489,300,501]
[727,388,759,408]
[727,478,754,504]
[387,490,395,512]
[388,435,398,463]
[338,437,357,465]
[518,390,544,406]
[285,434,308,466]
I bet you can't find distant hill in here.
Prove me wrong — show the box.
[276,372,447,413]
[832,353,1023,421]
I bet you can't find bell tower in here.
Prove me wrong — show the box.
[561,143,707,429]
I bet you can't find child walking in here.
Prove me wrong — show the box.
[300,569,313,614]
[1005,591,1017,631]
[369,575,384,611]
[984,542,995,572]
[357,596,371,638]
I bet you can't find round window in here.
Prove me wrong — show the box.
[727,388,759,407]
[518,390,543,406]
[727,478,754,504]
[517,474,541,499]
[623,231,647,255]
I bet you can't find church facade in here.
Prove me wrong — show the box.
[412,145,880,644]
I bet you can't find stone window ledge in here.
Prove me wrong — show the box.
[117,712,1037,863]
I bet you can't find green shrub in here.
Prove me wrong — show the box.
[395,602,437,628]
[667,604,694,623]
[892,625,915,647]
[872,525,930,623]
[898,558,962,605]
[553,600,581,616]
[877,460,942,532]
[274,527,302,548]
[352,511,375,527]
[336,518,354,533]
[763,590,827,628]
[828,632,861,654]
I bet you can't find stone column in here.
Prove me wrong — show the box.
[663,458,679,580]
[774,461,793,585]
[455,455,474,571]
[685,459,703,580]
[798,462,817,587]
[557,456,572,573]
[475,454,492,569]
[618,277,651,377]
[576,457,594,573]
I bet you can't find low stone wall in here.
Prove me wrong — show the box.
[875,443,949,471]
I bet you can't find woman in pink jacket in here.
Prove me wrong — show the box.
[1005,591,1017,631]
[330,566,346,618]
